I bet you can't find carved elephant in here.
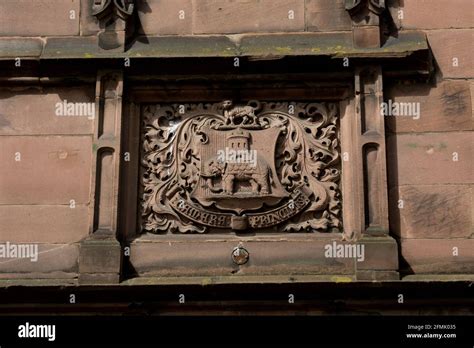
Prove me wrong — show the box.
[201,157,271,195]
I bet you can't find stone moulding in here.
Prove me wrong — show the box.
[0,32,429,61]
[79,70,124,285]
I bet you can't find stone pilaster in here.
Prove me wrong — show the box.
[79,70,124,284]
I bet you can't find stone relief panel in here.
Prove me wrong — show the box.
[140,100,341,234]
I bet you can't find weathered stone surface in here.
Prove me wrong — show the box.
[402,274,474,281]
[78,273,119,284]
[387,132,474,186]
[385,80,473,133]
[137,0,193,35]
[389,185,473,239]
[400,239,474,274]
[427,30,474,79]
[356,270,399,281]
[0,205,89,243]
[24,31,428,59]
[0,244,79,274]
[0,38,43,58]
[193,0,304,34]
[401,0,474,29]
[79,0,99,36]
[0,87,95,135]
[357,237,399,270]
[79,239,121,274]
[130,234,355,277]
[353,26,380,48]
[0,0,80,36]
[0,272,77,280]
[306,0,352,31]
[0,136,92,205]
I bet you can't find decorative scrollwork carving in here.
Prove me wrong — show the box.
[140,101,341,234]
[257,102,341,232]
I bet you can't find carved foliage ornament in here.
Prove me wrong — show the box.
[141,101,341,234]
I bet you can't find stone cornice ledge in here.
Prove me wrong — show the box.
[0,274,473,288]
[0,31,428,60]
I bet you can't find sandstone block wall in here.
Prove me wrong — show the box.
[0,86,95,278]
[0,0,472,278]
[385,0,473,274]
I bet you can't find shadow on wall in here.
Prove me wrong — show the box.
[386,132,414,276]
[125,0,153,51]
[381,0,401,46]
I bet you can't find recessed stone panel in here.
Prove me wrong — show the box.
[130,234,355,277]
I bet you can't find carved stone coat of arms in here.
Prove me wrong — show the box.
[141,100,341,234]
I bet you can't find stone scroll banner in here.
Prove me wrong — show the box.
[169,189,311,231]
